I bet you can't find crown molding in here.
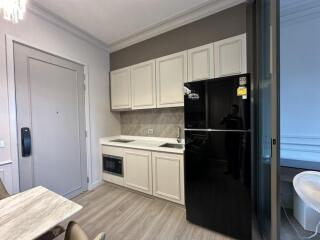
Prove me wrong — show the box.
[280,0,320,26]
[109,0,246,52]
[27,2,110,51]
[27,0,246,53]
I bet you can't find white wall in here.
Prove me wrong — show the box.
[0,8,121,191]
[280,3,320,169]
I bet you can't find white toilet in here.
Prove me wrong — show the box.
[293,171,320,233]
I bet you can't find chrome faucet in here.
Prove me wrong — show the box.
[177,126,182,143]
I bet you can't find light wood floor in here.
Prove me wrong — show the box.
[57,182,236,240]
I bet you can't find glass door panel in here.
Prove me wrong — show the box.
[256,0,280,239]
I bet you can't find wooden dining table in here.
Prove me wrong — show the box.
[0,186,82,240]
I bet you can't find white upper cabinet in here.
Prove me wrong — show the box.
[156,51,187,108]
[188,43,214,82]
[214,33,247,78]
[110,67,131,110]
[131,60,156,110]
[109,34,247,111]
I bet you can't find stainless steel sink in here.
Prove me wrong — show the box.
[110,139,134,143]
[160,143,184,149]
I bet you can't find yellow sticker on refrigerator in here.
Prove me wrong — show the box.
[237,86,247,96]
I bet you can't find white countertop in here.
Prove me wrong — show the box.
[100,135,184,154]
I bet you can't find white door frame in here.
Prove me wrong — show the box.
[5,34,93,193]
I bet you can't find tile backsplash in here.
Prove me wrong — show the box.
[120,108,184,138]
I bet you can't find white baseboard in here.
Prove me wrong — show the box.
[88,179,103,191]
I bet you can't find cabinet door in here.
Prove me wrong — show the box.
[0,163,13,194]
[188,43,214,82]
[110,67,131,110]
[156,51,187,108]
[131,60,156,109]
[152,152,184,204]
[214,33,247,77]
[124,149,152,194]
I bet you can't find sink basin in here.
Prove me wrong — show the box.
[110,139,134,143]
[160,143,184,149]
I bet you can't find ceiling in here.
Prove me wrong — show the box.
[30,0,244,51]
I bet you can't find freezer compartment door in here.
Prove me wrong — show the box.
[184,74,250,130]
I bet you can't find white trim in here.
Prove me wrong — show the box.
[5,34,93,193]
[0,160,13,166]
[27,0,245,52]
[27,2,110,51]
[109,0,246,52]
[88,179,103,191]
[83,66,93,192]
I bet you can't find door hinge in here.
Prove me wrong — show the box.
[270,138,277,159]
[87,177,89,183]
[83,83,86,91]
[85,130,88,137]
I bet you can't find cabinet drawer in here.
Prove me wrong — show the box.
[101,145,124,157]
[103,172,124,186]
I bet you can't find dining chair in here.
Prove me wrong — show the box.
[36,225,65,240]
[64,221,106,240]
[0,178,10,200]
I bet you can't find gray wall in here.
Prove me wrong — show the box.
[111,3,247,138]
[110,3,247,70]
[121,108,184,138]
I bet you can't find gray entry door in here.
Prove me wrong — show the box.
[14,43,87,198]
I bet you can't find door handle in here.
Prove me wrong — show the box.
[21,127,31,157]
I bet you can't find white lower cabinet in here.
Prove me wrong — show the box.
[152,152,184,205]
[124,149,152,195]
[102,145,184,204]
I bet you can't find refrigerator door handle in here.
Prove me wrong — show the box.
[185,128,250,133]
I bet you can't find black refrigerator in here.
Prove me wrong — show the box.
[184,74,251,240]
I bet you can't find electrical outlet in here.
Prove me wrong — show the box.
[0,140,5,148]
[147,128,154,135]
